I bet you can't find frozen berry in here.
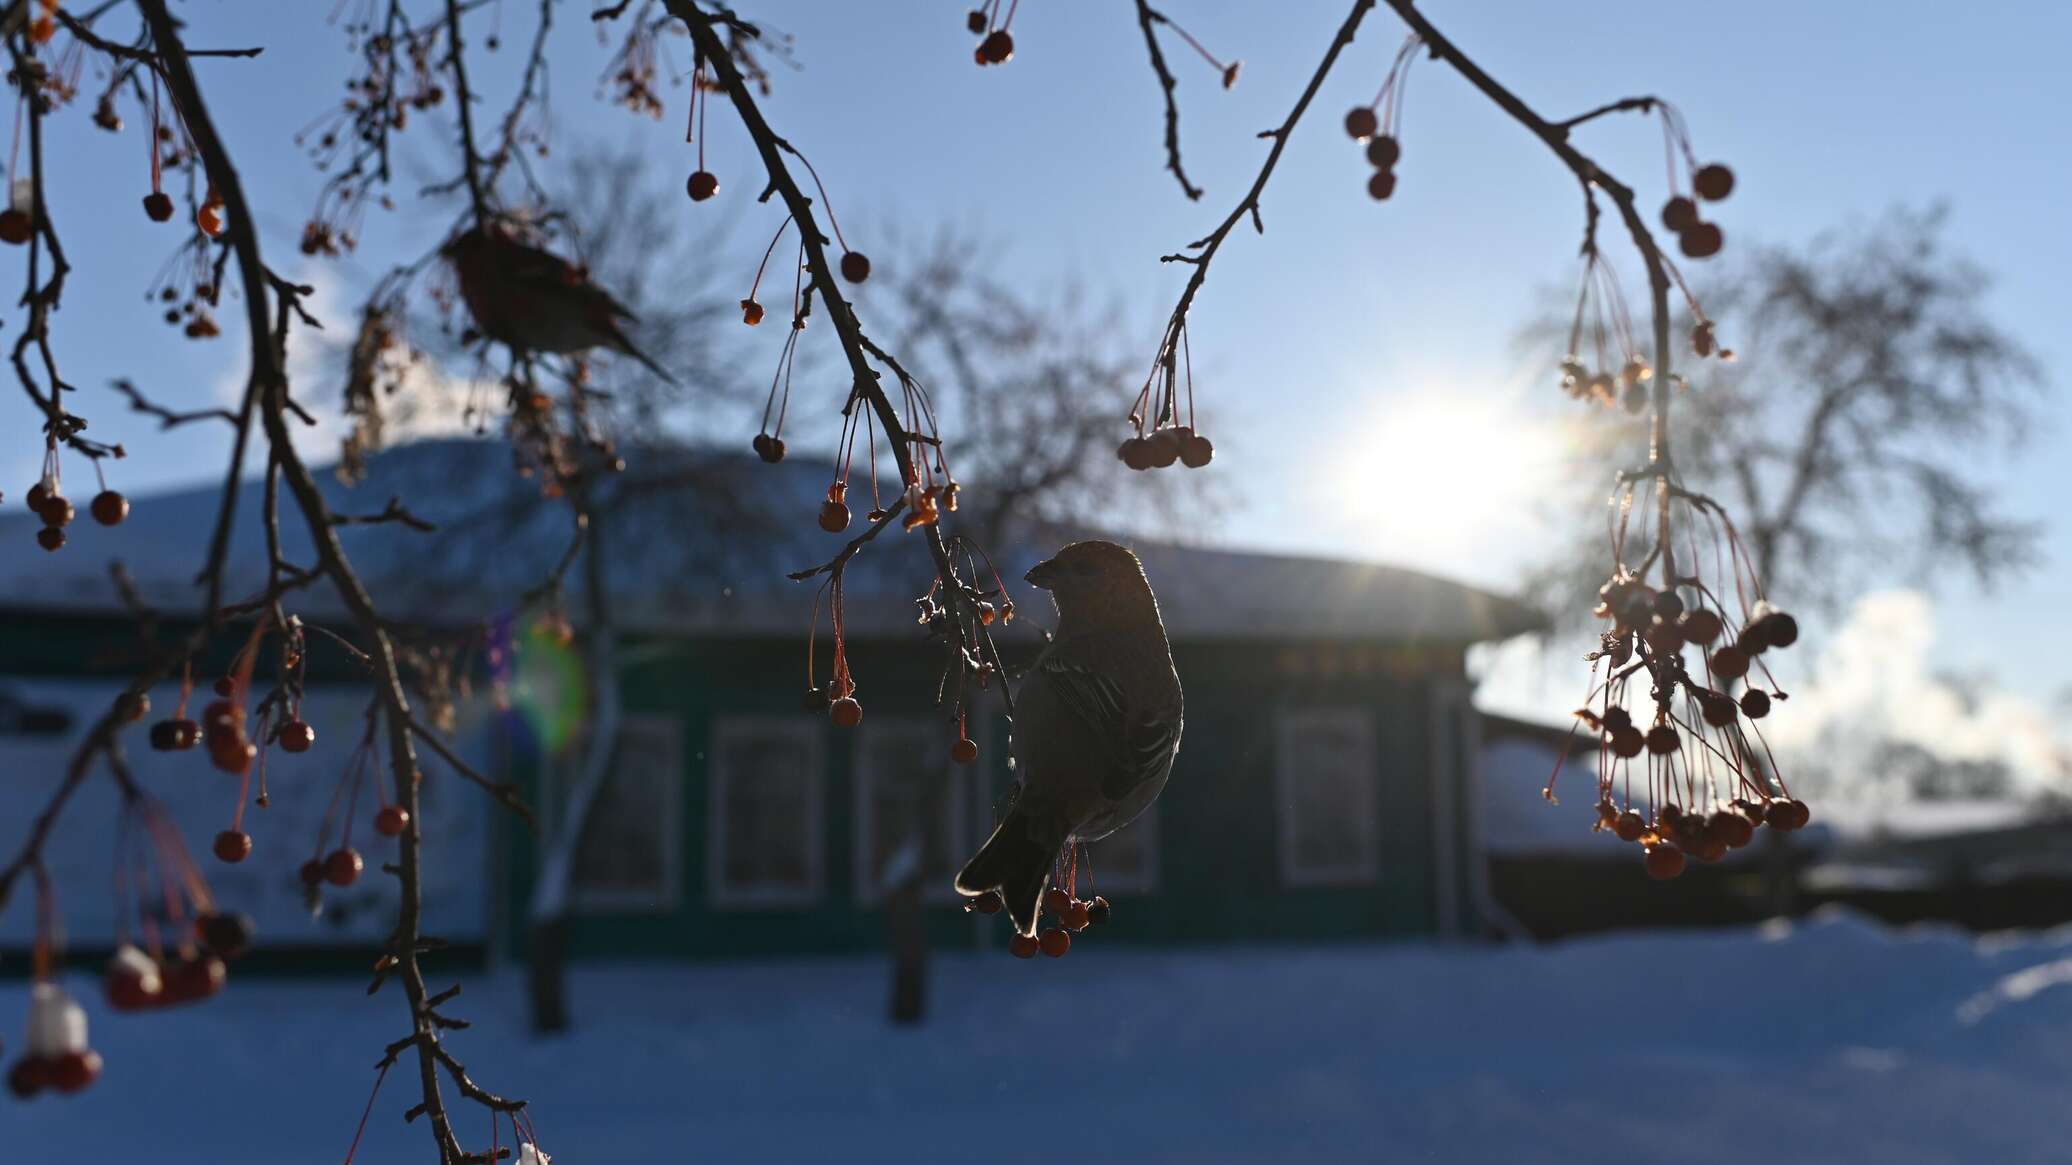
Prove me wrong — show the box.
[1643,845,1686,880]
[8,1057,49,1098]
[143,191,175,222]
[1694,835,1729,863]
[213,830,253,863]
[1601,706,1632,732]
[965,9,987,33]
[1366,169,1398,201]
[1736,623,1771,657]
[299,858,325,887]
[1739,689,1771,719]
[1700,693,1737,727]
[1678,608,1724,645]
[40,495,73,527]
[1757,609,1799,648]
[196,204,224,237]
[1043,888,1072,917]
[1711,810,1756,849]
[196,911,255,959]
[1118,437,1153,471]
[1179,431,1214,469]
[951,737,978,764]
[818,500,850,533]
[1709,645,1750,680]
[105,949,164,1011]
[740,299,764,326]
[0,209,31,245]
[374,805,409,836]
[1008,933,1040,958]
[829,696,862,728]
[213,677,237,697]
[1652,591,1684,620]
[1661,196,1698,232]
[1144,429,1181,469]
[1693,163,1735,201]
[1766,798,1810,831]
[324,847,364,886]
[685,170,719,201]
[279,719,315,753]
[1679,222,1724,259]
[1085,896,1111,925]
[971,892,1003,915]
[47,1049,101,1094]
[839,252,871,283]
[1646,724,1681,754]
[1364,134,1401,169]
[801,686,830,713]
[979,29,1014,63]
[89,490,129,526]
[1039,927,1071,957]
[1610,725,1645,758]
[1344,106,1379,140]
[1613,810,1646,842]
[752,433,785,464]
[161,953,227,1004]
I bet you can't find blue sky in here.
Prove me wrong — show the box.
[12,1,2069,724]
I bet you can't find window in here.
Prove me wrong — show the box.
[572,714,684,912]
[1275,708,1379,886]
[1083,807,1159,895]
[852,720,967,903]
[708,718,823,908]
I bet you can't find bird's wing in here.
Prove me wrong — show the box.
[497,238,639,322]
[1031,654,1181,802]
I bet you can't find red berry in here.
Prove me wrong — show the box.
[839,252,871,283]
[978,29,1013,63]
[1178,431,1214,469]
[1679,608,1724,645]
[1694,836,1728,863]
[1646,724,1681,755]
[1610,725,1645,758]
[1366,169,1398,201]
[1661,196,1697,232]
[8,1056,49,1098]
[299,858,325,886]
[1613,810,1646,843]
[149,717,196,751]
[142,191,175,222]
[1062,901,1090,931]
[1758,610,1799,648]
[47,1049,101,1094]
[1344,106,1379,140]
[1008,933,1040,958]
[213,830,253,864]
[829,696,862,728]
[0,208,31,245]
[971,892,1003,915]
[89,490,129,526]
[161,953,227,1004]
[1692,163,1735,201]
[818,500,851,533]
[1709,645,1751,679]
[1043,888,1072,917]
[965,9,987,33]
[105,957,163,1012]
[1365,134,1402,169]
[1084,896,1111,926]
[1039,927,1071,957]
[740,299,765,326]
[1711,810,1756,850]
[752,433,785,464]
[279,719,315,753]
[375,805,410,837]
[40,495,73,527]
[196,911,255,959]
[1679,221,1724,259]
[213,677,237,698]
[325,847,364,886]
[1118,437,1153,471]
[951,737,978,764]
[1700,693,1737,728]
[1643,845,1686,880]
[686,170,719,201]
[1766,798,1810,831]
[1739,689,1771,719]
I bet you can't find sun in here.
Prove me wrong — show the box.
[1310,390,1565,573]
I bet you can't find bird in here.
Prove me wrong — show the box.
[442,222,678,385]
[955,539,1184,936]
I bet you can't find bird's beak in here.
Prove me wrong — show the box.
[1024,558,1058,589]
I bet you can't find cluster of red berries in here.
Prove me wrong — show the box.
[24,449,128,547]
[802,675,863,730]
[1661,163,1732,259]
[22,0,58,46]
[1589,791,1806,880]
[1118,425,1212,471]
[974,886,1112,959]
[1343,34,1420,202]
[1557,252,1653,412]
[7,985,101,1100]
[103,913,247,1014]
[965,7,1015,66]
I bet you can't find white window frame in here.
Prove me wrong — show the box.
[1082,805,1160,895]
[852,718,969,905]
[1275,707,1380,887]
[570,713,684,914]
[707,716,824,909]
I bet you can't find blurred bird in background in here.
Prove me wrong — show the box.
[956,540,1184,936]
[443,222,677,385]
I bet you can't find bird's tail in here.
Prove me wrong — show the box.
[956,806,1068,938]
[607,326,680,389]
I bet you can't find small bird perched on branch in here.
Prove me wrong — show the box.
[442,222,677,385]
[956,540,1184,936]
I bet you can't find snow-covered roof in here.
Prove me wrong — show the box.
[0,437,1546,642]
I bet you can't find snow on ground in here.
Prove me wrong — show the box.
[10,909,2072,1163]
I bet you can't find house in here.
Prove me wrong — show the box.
[0,438,1544,964]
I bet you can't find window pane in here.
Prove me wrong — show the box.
[712,721,821,905]
[573,714,682,910]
